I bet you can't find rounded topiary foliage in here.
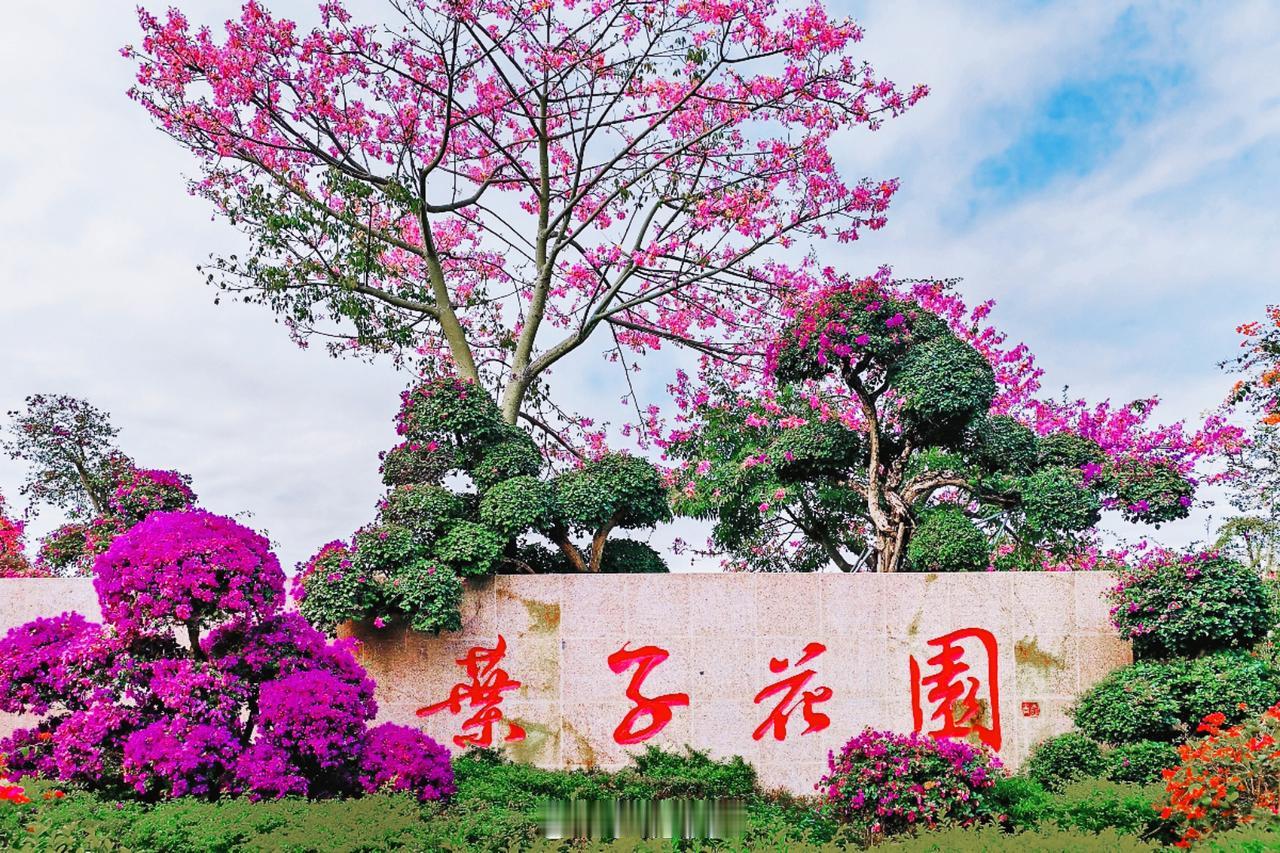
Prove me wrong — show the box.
[1038,432,1106,470]
[1105,459,1195,526]
[1019,467,1102,540]
[1074,654,1280,745]
[470,430,542,490]
[1104,740,1178,784]
[432,521,504,578]
[479,476,556,537]
[388,560,463,635]
[379,440,457,487]
[93,509,284,640]
[968,415,1039,475]
[598,540,669,574]
[890,334,996,442]
[352,523,422,576]
[818,728,1001,836]
[378,484,465,542]
[293,541,376,636]
[1108,551,1271,658]
[1023,732,1106,792]
[554,453,672,534]
[396,376,508,450]
[1071,661,1183,745]
[906,504,987,573]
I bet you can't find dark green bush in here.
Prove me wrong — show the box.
[1020,466,1102,539]
[1038,431,1107,469]
[1104,740,1179,785]
[618,745,756,798]
[598,539,669,574]
[1043,779,1166,837]
[1108,552,1272,659]
[379,484,465,541]
[1074,653,1280,745]
[890,334,997,441]
[906,504,988,573]
[390,560,463,634]
[431,521,504,577]
[477,476,555,537]
[877,824,1158,851]
[969,414,1040,475]
[1023,732,1107,791]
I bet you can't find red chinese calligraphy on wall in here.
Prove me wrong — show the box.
[909,627,1001,751]
[753,641,833,741]
[608,643,689,745]
[417,634,526,748]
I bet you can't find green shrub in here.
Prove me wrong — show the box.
[1105,740,1179,785]
[477,476,555,537]
[431,521,504,577]
[390,560,464,634]
[1044,779,1165,837]
[1105,460,1195,525]
[969,414,1040,475]
[1072,660,1183,744]
[988,775,1052,831]
[890,334,997,442]
[1108,552,1272,658]
[1038,431,1107,469]
[353,522,423,574]
[1074,653,1280,745]
[598,539,669,574]
[615,745,756,798]
[1020,466,1102,539]
[470,433,542,490]
[1023,732,1107,791]
[379,484,465,541]
[877,824,1158,851]
[906,504,988,573]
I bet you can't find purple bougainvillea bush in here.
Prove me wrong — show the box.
[817,728,1002,836]
[0,508,454,802]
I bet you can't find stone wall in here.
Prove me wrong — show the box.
[0,573,1130,793]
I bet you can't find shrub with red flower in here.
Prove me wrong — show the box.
[1158,702,1280,847]
[0,509,453,802]
[817,728,1003,836]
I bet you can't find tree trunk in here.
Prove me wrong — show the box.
[874,516,910,573]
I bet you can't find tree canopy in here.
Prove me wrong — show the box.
[665,273,1242,572]
[125,0,925,443]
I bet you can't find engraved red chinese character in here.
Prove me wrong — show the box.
[417,634,526,748]
[608,643,689,745]
[752,641,833,741]
[909,627,1001,751]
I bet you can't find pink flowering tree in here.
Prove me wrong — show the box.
[665,272,1244,572]
[124,0,924,443]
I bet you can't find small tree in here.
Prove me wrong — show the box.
[2,395,127,519]
[125,0,925,438]
[667,275,1238,572]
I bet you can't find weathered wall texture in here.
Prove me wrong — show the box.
[345,572,1129,793]
[0,573,1130,793]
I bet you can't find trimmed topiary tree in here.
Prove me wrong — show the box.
[667,276,1215,572]
[1023,733,1107,792]
[0,509,454,803]
[297,375,671,636]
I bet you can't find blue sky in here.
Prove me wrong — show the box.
[1,0,1277,570]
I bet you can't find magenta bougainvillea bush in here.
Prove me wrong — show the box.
[817,728,1002,836]
[0,509,454,802]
